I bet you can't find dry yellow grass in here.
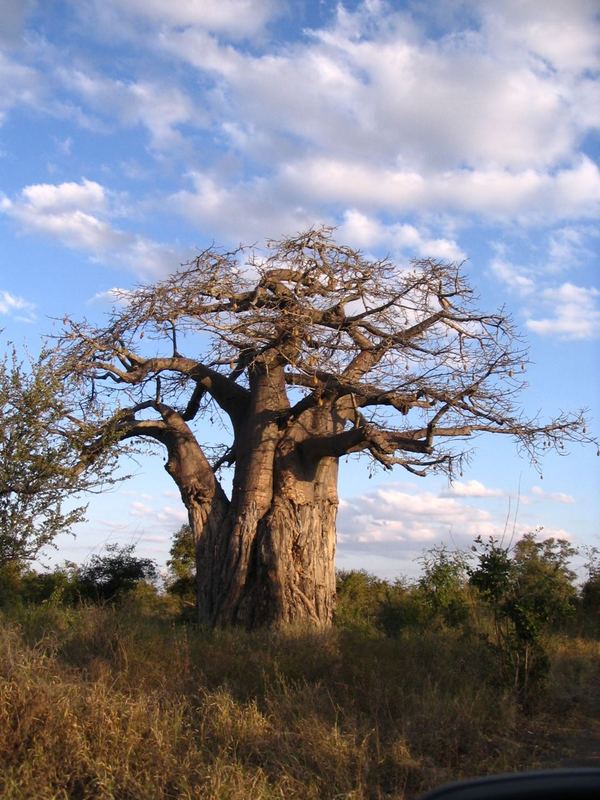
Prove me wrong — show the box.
[0,604,597,799]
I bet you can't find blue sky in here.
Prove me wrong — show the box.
[0,0,599,578]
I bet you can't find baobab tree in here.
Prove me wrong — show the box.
[57,228,593,628]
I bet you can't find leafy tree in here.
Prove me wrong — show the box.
[166,523,196,606]
[19,563,81,606]
[417,545,471,626]
[0,560,81,607]
[580,546,600,628]
[469,532,578,703]
[335,569,391,629]
[511,532,578,633]
[76,543,158,602]
[55,228,594,628]
[0,346,114,567]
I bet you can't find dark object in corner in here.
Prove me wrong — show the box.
[419,768,600,800]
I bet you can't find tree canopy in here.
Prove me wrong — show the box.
[53,228,595,627]
[0,347,114,566]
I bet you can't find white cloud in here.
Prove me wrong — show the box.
[441,480,504,498]
[336,479,580,564]
[489,258,535,295]
[170,171,317,243]
[58,68,203,150]
[2,179,182,277]
[546,225,599,273]
[481,0,600,74]
[0,51,42,123]
[130,501,154,517]
[337,485,498,559]
[279,156,600,223]
[171,154,600,248]
[83,0,277,40]
[90,287,134,305]
[129,500,186,526]
[531,485,576,505]
[146,0,600,241]
[339,210,465,261]
[153,0,597,173]
[0,290,36,322]
[527,282,600,340]
[20,177,106,213]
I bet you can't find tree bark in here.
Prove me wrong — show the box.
[182,366,342,628]
[201,457,339,629]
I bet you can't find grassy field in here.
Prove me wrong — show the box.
[1,601,598,799]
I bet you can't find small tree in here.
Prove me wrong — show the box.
[77,543,158,602]
[418,545,471,626]
[511,532,578,633]
[469,532,578,704]
[335,569,391,629]
[55,228,595,628]
[0,347,115,567]
[166,523,196,606]
[580,546,600,629]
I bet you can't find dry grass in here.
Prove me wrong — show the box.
[0,604,597,799]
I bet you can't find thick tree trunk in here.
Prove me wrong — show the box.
[171,365,342,629]
[230,493,338,627]
[190,448,340,629]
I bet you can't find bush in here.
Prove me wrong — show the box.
[0,560,24,607]
[417,545,472,627]
[334,570,390,630]
[469,532,578,706]
[165,524,196,609]
[76,543,158,603]
[377,583,430,635]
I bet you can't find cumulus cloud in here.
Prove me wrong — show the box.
[441,480,504,498]
[172,153,600,248]
[144,0,597,180]
[53,0,593,246]
[336,479,579,565]
[526,282,600,340]
[2,0,598,291]
[0,290,36,322]
[279,156,600,223]
[82,0,277,41]
[170,171,317,243]
[337,484,499,560]
[530,486,576,505]
[489,258,536,295]
[2,178,182,277]
[481,0,600,74]
[57,68,203,150]
[339,210,465,261]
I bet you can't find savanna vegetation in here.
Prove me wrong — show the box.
[1,229,599,797]
[0,530,598,799]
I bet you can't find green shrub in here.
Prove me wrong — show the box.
[165,523,196,611]
[469,532,578,706]
[76,543,158,603]
[580,547,600,634]
[417,545,472,628]
[334,569,390,630]
[377,583,430,635]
